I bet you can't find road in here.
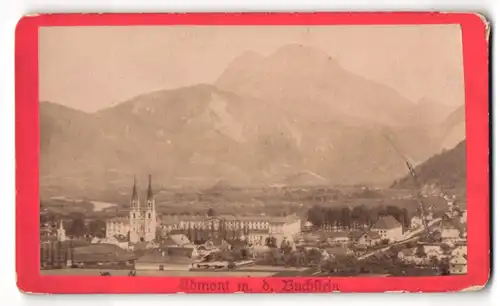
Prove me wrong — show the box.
[357,218,442,260]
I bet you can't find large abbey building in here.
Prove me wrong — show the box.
[106,175,157,243]
[106,176,302,246]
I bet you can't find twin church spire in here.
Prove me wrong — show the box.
[130,175,155,209]
[129,175,157,243]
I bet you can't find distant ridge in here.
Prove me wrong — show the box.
[391,140,466,190]
[284,170,329,187]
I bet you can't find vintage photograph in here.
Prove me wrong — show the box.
[39,25,467,278]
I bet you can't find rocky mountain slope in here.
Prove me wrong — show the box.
[390,140,466,190]
[40,44,465,193]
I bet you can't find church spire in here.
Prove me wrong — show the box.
[131,175,139,207]
[147,174,154,200]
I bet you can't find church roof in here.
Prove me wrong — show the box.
[131,175,139,201]
[146,174,154,200]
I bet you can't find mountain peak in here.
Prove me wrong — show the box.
[223,51,264,73]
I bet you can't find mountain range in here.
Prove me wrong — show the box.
[40,44,465,193]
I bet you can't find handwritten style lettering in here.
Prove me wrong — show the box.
[282,279,339,293]
[178,279,230,293]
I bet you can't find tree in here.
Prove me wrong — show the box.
[67,215,86,237]
[351,205,369,228]
[440,243,452,254]
[40,214,48,225]
[305,248,323,265]
[280,239,292,255]
[207,208,216,217]
[340,207,352,229]
[265,236,278,248]
[193,227,200,242]
[405,241,417,248]
[438,258,450,275]
[429,256,440,268]
[388,245,404,257]
[369,205,385,225]
[429,230,442,243]
[385,205,401,221]
[88,219,106,238]
[400,208,410,230]
[307,206,325,228]
[326,208,341,228]
[416,244,426,258]
[240,248,250,260]
[187,227,194,242]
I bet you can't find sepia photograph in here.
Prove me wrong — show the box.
[38,24,468,278]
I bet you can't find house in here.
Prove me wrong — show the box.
[246,229,270,246]
[451,245,467,258]
[441,226,461,245]
[159,236,181,248]
[460,210,467,224]
[371,216,403,242]
[348,230,364,243]
[351,245,368,256]
[162,246,199,259]
[135,249,193,271]
[449,255,467,274]
[114,235,130,249]
[90,235,129,249]
[303,221,314,231]
[325,231,350,246]
[423,244,444,260]
[205,237,230,250]
[356,231,381,247]
[397,248,424,265]
[302,232,324,244]
[169,234,193,247]
[325,247,354,258]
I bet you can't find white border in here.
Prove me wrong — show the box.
[0,0,497,304]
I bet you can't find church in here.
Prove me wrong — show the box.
[105,175,302,246]
[106,175,157,243]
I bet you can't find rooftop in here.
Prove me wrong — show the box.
[364,231,381,239]
[325,247,352,256]
[450,256,467,265]
[372,215,402,230]
[136,251,194,264]
[324,231,349,238]
[399,248,416,257]
[72,244,137,262]
[159,214,299,224]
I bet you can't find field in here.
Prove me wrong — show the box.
[40,185,461,221]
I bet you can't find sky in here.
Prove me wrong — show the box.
[39,25,464,113]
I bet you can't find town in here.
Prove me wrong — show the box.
[40,176,467,277]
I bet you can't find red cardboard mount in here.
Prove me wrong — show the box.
[16,12,490,294]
